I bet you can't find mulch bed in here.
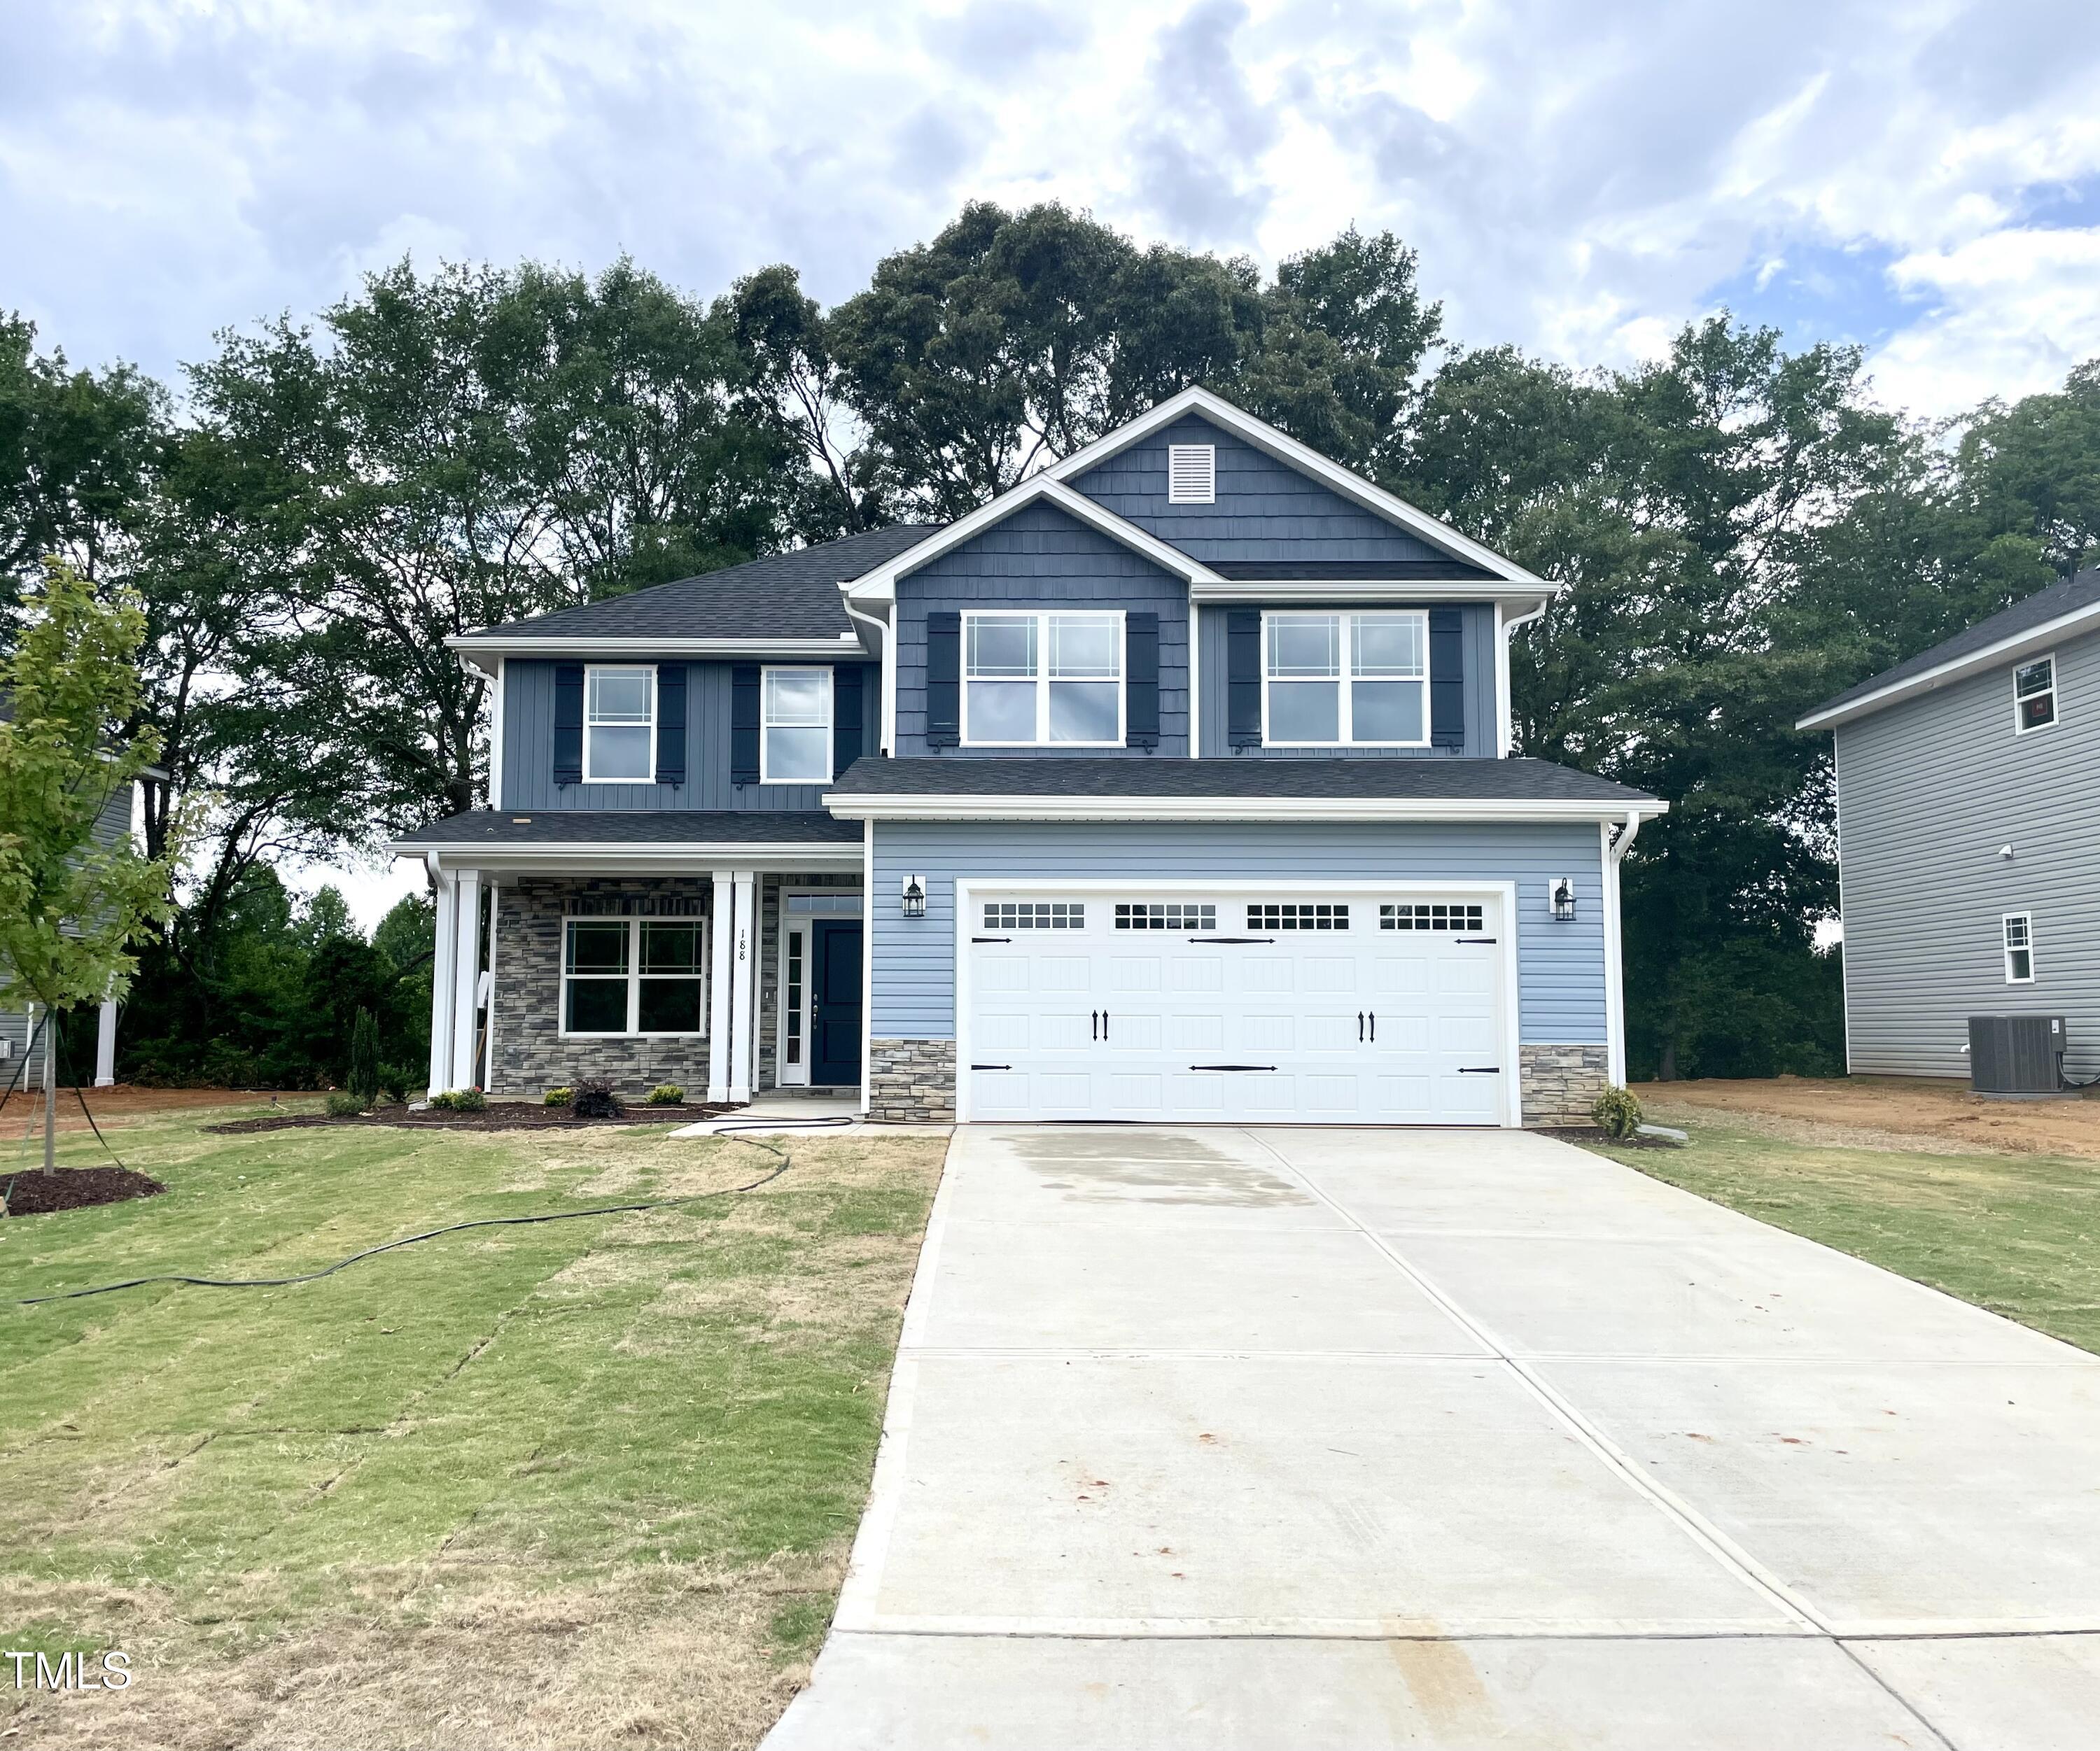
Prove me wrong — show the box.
[2,1166,167,1217]
[1541,1125,1681,1149]
[206,1103,737,1135]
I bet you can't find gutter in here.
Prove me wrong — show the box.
[820,794,1669,824]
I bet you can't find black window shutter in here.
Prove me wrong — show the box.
[1226,610,1261,748]
[654,663,687,785]
[731,663,761,785]
[553,663,584,786]
[1429,608,1466,750]
[1125,612,1160,749]
[925,611,960,749]
[832,664,864,774]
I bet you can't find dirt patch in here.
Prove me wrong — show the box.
[1537,1125,1679,1150]
[206,1104,734,1135]
[1,1166,166,1217]
[1634,1074,2100,1160]
[0,1086,311,1134]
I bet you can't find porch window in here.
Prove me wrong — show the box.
[584,666,655,781]
[962,611,1124,745]
[762,667,833,782]
[1263,611,1427,746]
[563,917,706,1034]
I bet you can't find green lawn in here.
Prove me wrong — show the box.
[1588,1114,2100,1356]
[0,1105,944,1750]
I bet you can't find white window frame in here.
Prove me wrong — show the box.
[960,608,1126,748]
[559,915,710,1037]
[582,663,657,784]
[1167,444,1216,504]
[2003,912,2036,985]
[2012,653,2059,736]
[1260,609,1432,749]
[760,665,834,785]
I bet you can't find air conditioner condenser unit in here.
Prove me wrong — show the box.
[1968,1015,2068,1096]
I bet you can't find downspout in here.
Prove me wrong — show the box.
[1498,595,1550,759]
[1602,808,1641,1088]
[840,589,892,757]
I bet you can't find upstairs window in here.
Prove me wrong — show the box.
[2014,656,2057,733]
[1167,444,1216,503]
[762,666,833,782]
[1264,611,1428,747]
[962,611,1124,745]
[2003,913,2035,984]
[584,666,654,781]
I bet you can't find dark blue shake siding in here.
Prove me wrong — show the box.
[500,658,878,810]
[1070,414,1446,565]
[869,820,1608,1043]
[892,500,1191,759]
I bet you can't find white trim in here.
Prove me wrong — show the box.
[581,663,657,785]
[1191,580,1555,605]
[822,793,1669,825]
[707,871,734,1100]
[952,877,1524,1129]
[2002,910,2036,985]
[450,634,861,664]
[759,663,836,785]
[2012,651,2059,736]
[730,872,757,1100]
[774,885,854,1090]
[488,657,507,808]
[396,843,862,873]
[451,870,483,1086]
[1259,608,1429,750]
[1833,740,1854,1076]
[1187,601,1203,757]
[860,821,875,1116]
[1797,599,2100,730]
[94,997,118,1088]
[556,913,710,1040]
[1602,810,1641,1088]
[426,864,457,1095]
[1042,387,1545,584]
[960,608,1127,748]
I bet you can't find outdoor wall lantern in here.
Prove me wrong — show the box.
[1549,877,1577,922]
[900,874,926,918]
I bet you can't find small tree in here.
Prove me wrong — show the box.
[0,561,182,1170]
[347,1006,380,1108]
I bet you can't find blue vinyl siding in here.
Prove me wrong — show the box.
[501,659,878,811]
[1070,414,1446,565]
[869,820,1606,1043]
[1194,602,1498,758]
[892,500,1191,759]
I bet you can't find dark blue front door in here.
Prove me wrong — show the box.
[810,920,863,1088]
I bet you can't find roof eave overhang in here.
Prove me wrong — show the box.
[393,842,864,872]
[447,634,867,664]
[820,795,1667,824]
[1795,601,2100,731]
[1188,580,1561,605]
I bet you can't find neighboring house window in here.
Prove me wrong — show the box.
[1264,611,1429,746]
[1167,444,1215,503]
[563,917,706,1034]
[2014,656,2057,733]
[962,611,1124,745]
[762,666,832,782]
[584,666,654,781]
[2003,913,2035,984]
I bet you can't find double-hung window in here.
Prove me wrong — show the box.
[762,666,832,782]
[584,666,655,781]
[2014,656,2057,733]
[962,610,1124,745]
[1264,611,1428,746]
[563,917,708,1035]
[2003,913,2035,984]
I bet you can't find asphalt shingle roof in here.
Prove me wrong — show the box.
[470,526,946,642]
[395,810,860,847]
[1806,568,2100,721]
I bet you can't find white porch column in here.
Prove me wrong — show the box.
[729,871,757,1103]
[706,869,734,1102]
[94,998,118,1086]
[427,866,458,1096]
[451,870,484,1091]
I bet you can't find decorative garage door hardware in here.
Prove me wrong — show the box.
[1189,1064,1279,1072]
[1457,1066,1502,1074]
[1188,935,1277,945]
[1357,1012,1377,1041]
[1091,1010,1110,1039]
[1457,936,1498,944]
[971,1064,1011,1071]
[972,935,1012,943]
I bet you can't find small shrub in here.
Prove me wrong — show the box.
[377,1074,409,1107]
[1591,1085,1644,1139]
[646,1083,684,1106]
[543,1086,575,1107]
[571,1077,624,1119]
[448,1088,487,1113]
[325,1091,368,1118]
[426,1090,456,1111]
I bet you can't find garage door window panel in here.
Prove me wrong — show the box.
[1264,612,1428,747]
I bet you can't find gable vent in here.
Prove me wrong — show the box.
[1167,444,1215,504]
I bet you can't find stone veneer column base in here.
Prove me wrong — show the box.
[867,1039,957,1123]
[1519,1043,1611,1128]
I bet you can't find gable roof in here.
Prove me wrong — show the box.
[451,525,943,656]
[1798,568,2100,731]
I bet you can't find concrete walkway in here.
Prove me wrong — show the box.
[764,1125,2100,1749]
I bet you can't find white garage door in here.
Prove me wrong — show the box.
[961,889,1511,1125]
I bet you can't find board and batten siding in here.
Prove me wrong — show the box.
[1194,601,1497,759]
[1071,415,1448,564]
[891,500,1191,759]
[1835,624,2100,1079]
[500,658,878,812]
[868,820,1606,1043]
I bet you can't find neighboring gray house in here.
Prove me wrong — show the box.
[1798,568,2100,1082]
[393,388,1667,1127]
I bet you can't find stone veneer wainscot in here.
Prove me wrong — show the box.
[1518,1043,1609,1128]
[867,1039,956,1123]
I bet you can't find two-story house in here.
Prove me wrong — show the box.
[393,389,1665,1127]
[1798,568,2100,1083]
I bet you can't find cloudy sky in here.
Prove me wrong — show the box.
[8,0,2099,918]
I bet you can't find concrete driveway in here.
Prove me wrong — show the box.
[765,1125,2100,1749]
